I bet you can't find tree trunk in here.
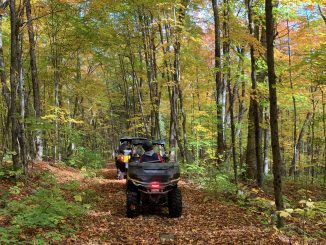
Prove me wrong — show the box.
[0,0,10,162]
[51,27,61,163]
[26,0,43,161]
[310,87,317,183]
[18,39,27,173]
[321,88,326,184]
[0,0,10,108]
[9,0,21,169]
[128,50,149,137]
[212,0,225,163]
[168,1,189,163]
[236,48,246,170]
[265,0,284,227]
[286,17,298,177]
[263,110,270,175]
[317,5,326,25]
[246,100,256,179]
[291,112,313,176]
[139,10,161,139]
[246,0,263,186]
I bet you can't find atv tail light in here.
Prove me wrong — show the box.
[149,182,160,190]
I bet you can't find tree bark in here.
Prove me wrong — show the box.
[212,0,225,163]
[18,39,27,173]
[263,110,270,175]
[246,0,263,186]
[310,87,317,183]
[26,0,43,161]
[286,17,298,177]
[265,0,284,227]
[236,48,246,170]
[167,1,189,163]
[290,112,313,176]
[9,0,21,169]
[317,5,326,25]
[0,0,10,108]
[246,100,256,179]
[128,49,150,137]
[321,88,326,184]
[49,8,61,163]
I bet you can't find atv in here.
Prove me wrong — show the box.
[126,140,182,218]
[115,137,147,179]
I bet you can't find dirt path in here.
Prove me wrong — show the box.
[51,163,293,245]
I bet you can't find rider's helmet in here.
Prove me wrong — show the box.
[143,140,153,152]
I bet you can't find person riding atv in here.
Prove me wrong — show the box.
[139,140,164,163]
[115,137,147,179]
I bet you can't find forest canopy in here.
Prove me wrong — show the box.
[0,0,325,241]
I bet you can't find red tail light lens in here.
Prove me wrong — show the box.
[149,182,160,189]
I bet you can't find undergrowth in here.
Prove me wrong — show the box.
[67,147,105,175]
[0,172,94,244]
[182,161,326,242]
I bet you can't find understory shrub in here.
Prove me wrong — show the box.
[182,161,237,196]
[68,146,105,169]
[0,173,89,244]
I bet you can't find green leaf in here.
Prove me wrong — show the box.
[284,208,294,214]
[294,208,305,215]
[74,194,83,202]
[278,211,291,218]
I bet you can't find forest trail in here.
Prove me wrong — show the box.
[35,162,295,245]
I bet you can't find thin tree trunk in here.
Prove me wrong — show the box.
[0,0,10,108]
[236,48,246,170]
[18,40,27,173]
[286,17,298,177]
[246,0,263,186]
[212,0,225,163]
[265,0,284,227]
[139,11,161,139]
[128,51,149,137]
[26,0,42,161]
[317,5,326,25]
[0,0,10,161]
[168,1,189,163]
[246,100,256,179]
[228,64,237,184]
[50,18,61,163]
[310,87,317,183]
[9,0,21,169]
[263,110,270,175]
[222,0,237,183]
[292,112,313,176]
[321,88,326,184]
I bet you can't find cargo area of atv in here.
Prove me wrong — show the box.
[128,162,180,186]
[126,161,182,218]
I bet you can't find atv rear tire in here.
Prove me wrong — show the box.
[126,192,138,218]
[168,188,182,218]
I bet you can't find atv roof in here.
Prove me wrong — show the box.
[119,137,148,145]
[152,139,165,146]
[119,137,165,146]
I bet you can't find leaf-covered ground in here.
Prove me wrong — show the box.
[43,163,295,245]
[2,162,312,244]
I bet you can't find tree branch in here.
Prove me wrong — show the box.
[318,5,326,25]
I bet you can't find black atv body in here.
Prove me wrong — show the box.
[126,161,182,218]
